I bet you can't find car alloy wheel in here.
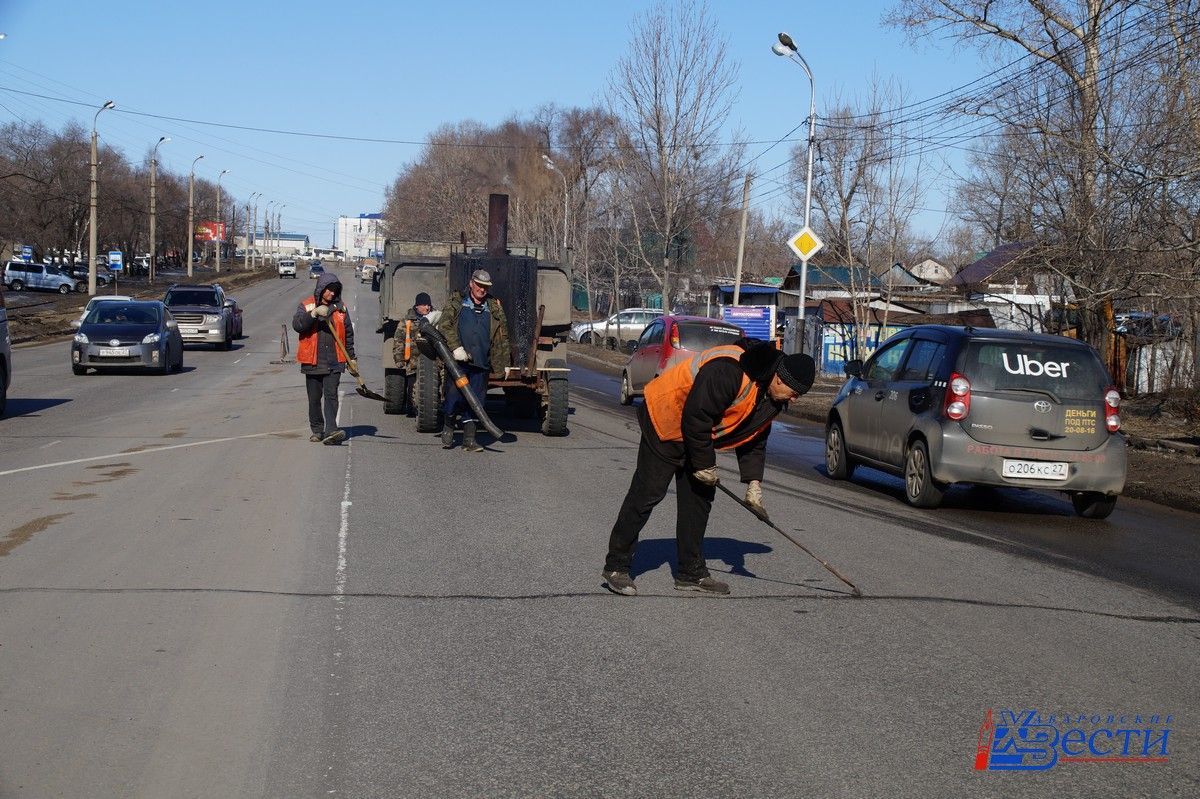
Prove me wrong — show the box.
[10,279,23,291]
[825,421,855,480]
[904,440,945,509]
[619,372,634,405]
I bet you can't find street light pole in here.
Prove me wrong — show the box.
[88,100,115,296]
[542,155,569,259]
[187,155,204,278]
[276,206,285,258]
[216,169,229,273]
[149,135,169,285]
[245,192,258,270]
[264,201,274,264]
[773,32,816,353]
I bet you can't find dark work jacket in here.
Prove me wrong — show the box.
[639,340,786,483]
[292,273,356,375]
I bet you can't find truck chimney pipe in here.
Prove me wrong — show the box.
[487,193,509,258]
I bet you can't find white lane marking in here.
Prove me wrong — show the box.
[39,440,62,450]
[0,427,306,478]
[335,389,344,427]
[336,435,352,596]
[234,357,244,364]
[171,388,179,392]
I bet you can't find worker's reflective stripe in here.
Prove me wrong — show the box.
[403,320,413,361]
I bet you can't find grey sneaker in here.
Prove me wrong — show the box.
[309,433,323,442]
[440,426,455,448]
[673,575,730,595]
[602,570,637,596]
[322,429,346,445]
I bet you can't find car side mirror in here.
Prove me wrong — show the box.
[844,359,863,378]
[70,320,81,330]
[629,341,639,351]
[223,299,234,308]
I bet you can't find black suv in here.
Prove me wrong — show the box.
[826,325,1126,518]
[162,284,243,349]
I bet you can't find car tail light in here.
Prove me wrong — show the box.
[670,327,680,350]
[1104,386,1121,432]
[943,372,971,421]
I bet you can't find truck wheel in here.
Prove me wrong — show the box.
[383,368,405,415]
[1071,491,1117,519]
[415,354,442,433]
[542,378,569,436]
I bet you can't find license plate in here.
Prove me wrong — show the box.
[98,347,129,357]
[1002,459,1068,480]
[181,328,199,335]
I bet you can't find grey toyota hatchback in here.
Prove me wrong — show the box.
[825,326,1126,518]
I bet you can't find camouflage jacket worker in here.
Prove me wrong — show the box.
[392,306,442,375]
[436,290,511,374]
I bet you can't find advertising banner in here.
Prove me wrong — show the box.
[721,305,775,342]
[195,221,226,241]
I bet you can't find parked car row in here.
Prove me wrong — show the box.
[609,319,1128,520]
[70,283,244,375]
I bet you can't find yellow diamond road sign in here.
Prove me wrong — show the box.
[787,227,823,260]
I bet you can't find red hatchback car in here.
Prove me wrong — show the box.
[619,315,746,404]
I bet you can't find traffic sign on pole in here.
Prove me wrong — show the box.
[786,227,823,260]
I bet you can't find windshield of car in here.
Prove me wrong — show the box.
[84,303,159,325]
[311,265,324,272]
[676,321,743,350]
[961,340,1110,400]
[164,289,219,307]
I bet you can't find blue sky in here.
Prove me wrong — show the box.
[0,0,982,246]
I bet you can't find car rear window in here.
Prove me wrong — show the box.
[676,322,744,350]
[165,290,218,306]
[961,340,1110,400]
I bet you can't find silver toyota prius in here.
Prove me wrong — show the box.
[825,325,1126,519]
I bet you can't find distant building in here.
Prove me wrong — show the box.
[234,231,309,257]
[909,258,953,284]
[336,214,385,260]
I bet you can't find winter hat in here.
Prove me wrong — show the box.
[470,269,493,286]
[415,292,432,307]
[776,353,816,395]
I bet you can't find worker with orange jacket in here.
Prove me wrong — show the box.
[602,340,815,596]
[293,272,356,445]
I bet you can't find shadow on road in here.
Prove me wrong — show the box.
[630,536,774,579]
[1,397,72,419]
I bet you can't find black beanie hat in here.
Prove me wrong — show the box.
[415,292,432,306]
[776,353,816,395]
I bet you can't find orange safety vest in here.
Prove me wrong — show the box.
[296,298,348,366]
[644,344,766,450]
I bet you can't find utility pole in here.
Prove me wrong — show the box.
[88,100,115,296]
[149,136,169,284]
[732,171,754,306]
[215,169,228,273]
[187,155,204,278]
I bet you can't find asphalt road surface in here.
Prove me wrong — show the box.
[1,267,1197,798]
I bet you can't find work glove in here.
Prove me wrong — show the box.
[745,480,765,515]
[347,358,359,375]
[311,304,330,319]
[452,346,471,363]
[692,467,719,486]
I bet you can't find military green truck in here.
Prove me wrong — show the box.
[377,195,572,436]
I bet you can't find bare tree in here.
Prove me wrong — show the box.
[606,0,741,309]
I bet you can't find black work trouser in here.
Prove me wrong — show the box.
[605,421,715,580]
[305,371,342,435]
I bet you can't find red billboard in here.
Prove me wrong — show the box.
[195,221,225,241]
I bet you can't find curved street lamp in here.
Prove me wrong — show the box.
[149,136,170,284]
[215,169,230,273]
[187,155,204,278]
[773,31,816,354]
[541,154,569,259]
[88,100,116,296]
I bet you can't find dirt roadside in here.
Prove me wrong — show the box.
[566,343,1200,515]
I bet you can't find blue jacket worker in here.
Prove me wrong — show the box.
[434,269,510,452]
